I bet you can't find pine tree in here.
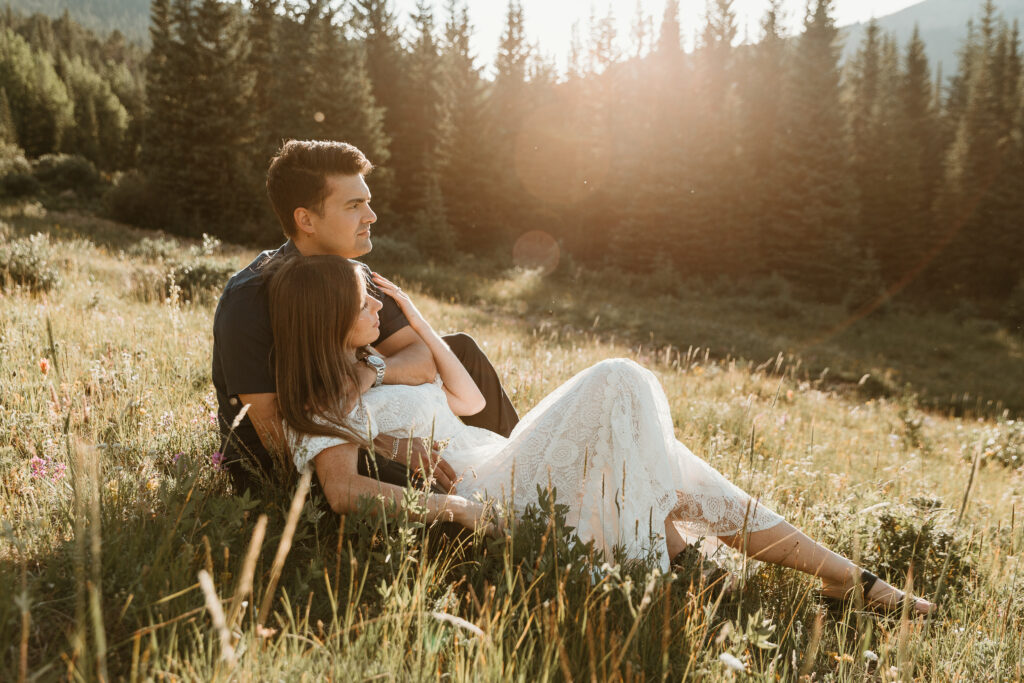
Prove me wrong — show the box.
[392,0,454,256]
[0,26,73,156]
[488,0,531,245]
[58,54,129,168]
[0,87,17,146]
[886,26,942,298]
[936,0,1021,299]
[246,0,280,161]
[765,0,857,300]
[739,0,787,276]
[439,0,493,252]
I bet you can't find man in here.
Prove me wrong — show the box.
[212,140,518,493]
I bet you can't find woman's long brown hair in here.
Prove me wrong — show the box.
[267,254,370,448]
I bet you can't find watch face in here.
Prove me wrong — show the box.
[366,355,385,369]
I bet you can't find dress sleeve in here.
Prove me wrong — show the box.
[288,429,351,472]
[285,405,376,472]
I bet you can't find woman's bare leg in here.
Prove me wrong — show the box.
[666,517,935,614]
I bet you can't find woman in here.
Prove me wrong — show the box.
[270,255,934,615]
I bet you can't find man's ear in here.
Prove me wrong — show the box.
[293,206,315,236]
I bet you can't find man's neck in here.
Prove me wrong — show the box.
[290,236,357,260]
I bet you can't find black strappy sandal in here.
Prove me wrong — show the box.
[821,570,931,618]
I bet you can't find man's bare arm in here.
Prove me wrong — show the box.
[237,392,284,453]
[374,326,436,385]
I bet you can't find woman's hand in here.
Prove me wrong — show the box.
[372,273,425,326]
[452,498,508,539]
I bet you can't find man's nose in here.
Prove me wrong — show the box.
[365,206,377,223]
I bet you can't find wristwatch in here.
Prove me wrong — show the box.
[361,354,386,388]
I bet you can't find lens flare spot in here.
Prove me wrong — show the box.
[513,230,560,275]
[313,111,325,123]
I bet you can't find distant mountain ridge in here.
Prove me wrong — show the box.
[840,0,1024,75]
[3,0,151,43]
[5,0,1024,76]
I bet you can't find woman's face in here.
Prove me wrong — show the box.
[347,280,382,348]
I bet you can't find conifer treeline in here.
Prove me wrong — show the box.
[6,0,1024,308]
[0,9,145,168]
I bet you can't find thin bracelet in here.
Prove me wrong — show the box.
[391,436,400,459]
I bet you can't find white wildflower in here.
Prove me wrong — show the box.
[863,650,878,662]
[719,652,746,673]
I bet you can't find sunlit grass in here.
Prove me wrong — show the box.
[1,202,1022,680]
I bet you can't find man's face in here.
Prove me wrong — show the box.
[302,174,376,258]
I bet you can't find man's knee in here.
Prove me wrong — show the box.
[443,332,482,363]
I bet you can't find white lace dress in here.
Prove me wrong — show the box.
[288,358,783,569]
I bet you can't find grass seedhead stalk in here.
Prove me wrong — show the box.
[257,467,313,627]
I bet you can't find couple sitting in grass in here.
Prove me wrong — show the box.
[212,140,934,617]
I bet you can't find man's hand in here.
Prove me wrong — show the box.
[373,434,458,493]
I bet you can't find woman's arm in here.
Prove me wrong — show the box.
[371,274,486,417]
[313,443,490,529]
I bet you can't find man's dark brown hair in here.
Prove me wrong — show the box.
[266,140,373,238]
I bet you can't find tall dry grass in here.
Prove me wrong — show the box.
[0,202,1022,680]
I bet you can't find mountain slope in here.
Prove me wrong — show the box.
[840,0,1024,75]
[4,0,151,43]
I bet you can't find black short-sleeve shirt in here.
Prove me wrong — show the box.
[211,241,409,489]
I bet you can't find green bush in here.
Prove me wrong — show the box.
[968,418,1024,469]
[168,257,234,303]
[126,235,181,262]
[362,234,422,268]
[1005,280,1024,336]
[0,232,61,292]
[0,143,38,197]
[31,153,100,191]
[864,507,974,597]
[0,170,38,197]
[103,169,166,229]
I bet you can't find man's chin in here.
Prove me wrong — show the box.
[354,238,372,257]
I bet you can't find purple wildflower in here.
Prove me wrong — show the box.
[211,451,225,470]
[51,462,67,482]
[172,452,184,464]
[29,456,48,479]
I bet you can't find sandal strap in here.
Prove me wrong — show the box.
[860,570,879,598]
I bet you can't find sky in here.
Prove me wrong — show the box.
[391,0,924,74]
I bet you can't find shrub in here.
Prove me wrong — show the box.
[0,143,38,197]
[104,170,167,229]
[966,418,1024,469]
[362,234,422,269]
[31,154,100,191]
[168,257,234,303]
[863,507,974,597]
[0,232,61,292]
[127,235,181,262]
[1005,279,1024,336]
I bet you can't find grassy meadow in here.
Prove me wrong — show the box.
[2,200,1023,681]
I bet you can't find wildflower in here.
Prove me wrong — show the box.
[172,452,184,464]
[29,456,48,478]
[39,358,50,375]
[864,650,879,662]
[719,652,746,673]
[51,462,67,482]
[146,478,159,491]
[211,451,225,470]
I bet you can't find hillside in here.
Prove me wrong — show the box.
[2,200,1022,680]
[840,0,1024,74]
[2,0,150,42]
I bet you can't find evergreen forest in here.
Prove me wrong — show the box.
[2,0,1023,315]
